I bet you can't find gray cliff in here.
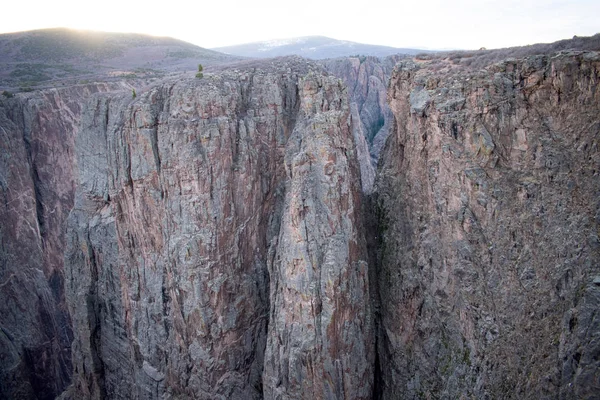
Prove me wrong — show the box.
[0,83,130,399]
[0,43,599,400]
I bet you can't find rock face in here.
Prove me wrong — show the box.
[0,83,127,400]
[262,72,372,399]
[63,58,373,399]
[376,52,600,399]
[2,46,600,400]
[323,56,401,193]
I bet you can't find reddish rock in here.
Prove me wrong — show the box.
[262,72,373,399]
[63,59,373,399]
[376,51,600,399]
[0,83,128,399]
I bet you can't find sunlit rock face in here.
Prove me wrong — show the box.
[376,52,600,399]
[62,58,373,399]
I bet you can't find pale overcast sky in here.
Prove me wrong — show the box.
[2,0,599,50]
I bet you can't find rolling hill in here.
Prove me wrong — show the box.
[0,28,242,90]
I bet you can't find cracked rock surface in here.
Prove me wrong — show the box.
[376,51,600,399]
[0,83,129,400]
[1,47,599,400]
[63,58,373,399]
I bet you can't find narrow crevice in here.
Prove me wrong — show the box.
[233,73,255,167]
[150,125,161,176]
[22,126,47,244]
[372,334,383,400]
[32,163,46,242]
[84,232,106,400]
[363,193,384,399]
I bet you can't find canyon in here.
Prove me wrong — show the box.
[0,35,599,400]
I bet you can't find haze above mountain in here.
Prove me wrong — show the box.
[213,36,431,59]
[3,0,599,51]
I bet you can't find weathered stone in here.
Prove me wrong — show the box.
[0,83,128,400]
[2,40,600,400]
[63,59,373,399]
[409,88,430,115]
[376,51,600,399]
[262,73,373,399]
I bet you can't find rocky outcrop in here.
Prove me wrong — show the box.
[0,83,128,399]
[63,58,373,399]
[376,52,600,399]
[323,56,401,193]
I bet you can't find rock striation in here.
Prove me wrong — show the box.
[62,58,373,399]
[376,51,600,399]
[0,83,128,400]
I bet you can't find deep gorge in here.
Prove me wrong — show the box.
[0,49,599,399]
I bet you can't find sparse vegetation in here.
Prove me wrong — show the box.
[0,28,241,89]
[13,30,124,62]
[10,63,52,82]
[416,33,600,71]
[2,90,13,98]
[132,89,137,98]
[167,50,202,59]
[415,53,433,60]
[196,63,204,78]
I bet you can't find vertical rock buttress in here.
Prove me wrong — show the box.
[64,61,373,399]
[262,72,373,399]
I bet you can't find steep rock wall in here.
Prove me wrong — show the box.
[2,48,599,400]
[64,60,373,399]
[262,72,373,399]
[0,83,128,399]
[376,52,600,399]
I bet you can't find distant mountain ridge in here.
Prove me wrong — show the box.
[213,36,431,59]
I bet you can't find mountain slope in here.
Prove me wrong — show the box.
[213,36,429,59]
[0,28,241,90]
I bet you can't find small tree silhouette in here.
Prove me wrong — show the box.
[196,64,204,78]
